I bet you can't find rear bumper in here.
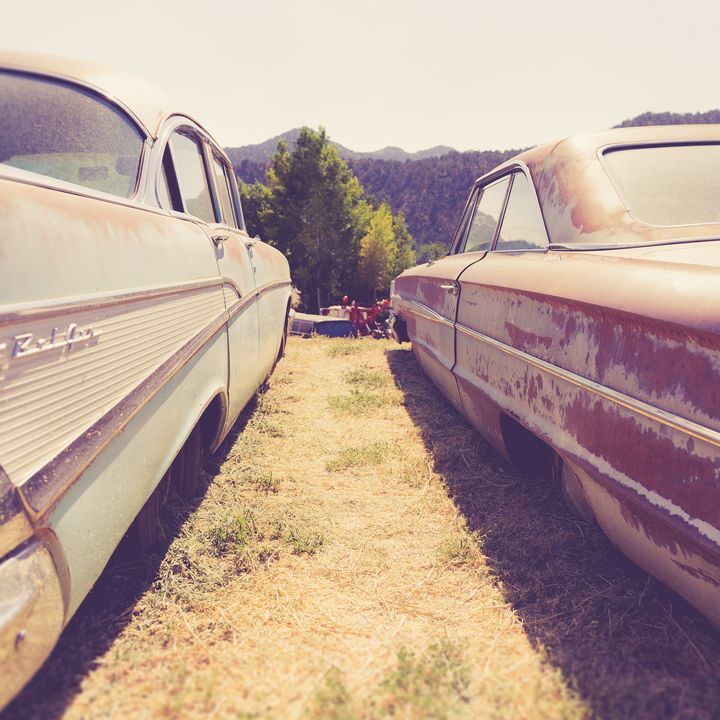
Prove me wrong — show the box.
[0,541,64,710]
[389,313,410,344]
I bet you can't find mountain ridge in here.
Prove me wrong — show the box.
[225,128,456,165]
[228,110,720,167]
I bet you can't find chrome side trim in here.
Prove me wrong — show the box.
[20,297,255,515]
[221,278,290,305]
[455,322,720,448]
[226,293,260,323]
[548,236,720,252]
[408,299,455,328]
[256,279,292,298]
[0,278,223,326]
[222,277,243,300]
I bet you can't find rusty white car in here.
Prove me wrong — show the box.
[0,52,291,706]
[391,126,720,627]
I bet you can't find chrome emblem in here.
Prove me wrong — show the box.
[8,323,101,359]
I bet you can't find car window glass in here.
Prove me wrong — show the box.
[451,188,479,253]
[603,144,720,226]
[168,132,216,223]
[212,154,236,227]
[461,176,511,253]
[0,71,144,198]
[226,165,246,231]
[495,173,548,251]
[157,163,173,209]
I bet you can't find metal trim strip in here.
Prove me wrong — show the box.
[455,322,720,448]
[221,278,290,309]
[20,294,256,515]
[408,299,454,328]
[0,278,224,326]
[256,279,292,298]
[221,277,243,300]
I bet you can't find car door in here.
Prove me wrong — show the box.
[395,175,511,411]
[163,127,262,424]
[454,169,550,451]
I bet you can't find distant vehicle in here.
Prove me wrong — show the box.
[391,126,720,627]
[0,52,291,707]
[290,312,353,338]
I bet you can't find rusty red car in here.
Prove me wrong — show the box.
[391,125,720,626]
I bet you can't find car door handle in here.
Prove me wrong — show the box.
[212,234,228,247]
[440,282,459,295]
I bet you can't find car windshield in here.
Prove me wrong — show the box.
[0,70,144,198]
[602,143,720,227]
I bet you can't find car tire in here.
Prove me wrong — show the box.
[554,456,595,524]
[173,424,204,500]
[134,467,171,551]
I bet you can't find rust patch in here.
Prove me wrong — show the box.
[563,394,720,533]
[673,559,720,588]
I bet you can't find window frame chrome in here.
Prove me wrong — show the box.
[489,166,550,253]
[450,161,551,256]
[150,116,246,231]
[206,147,239,229]
[453,173,512,255]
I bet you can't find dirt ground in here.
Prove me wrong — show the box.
[4,336,720,719]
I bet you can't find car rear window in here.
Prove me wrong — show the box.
[602,144,720,226]
[0,70,144,198]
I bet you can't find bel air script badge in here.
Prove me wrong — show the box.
[7,323,101,359]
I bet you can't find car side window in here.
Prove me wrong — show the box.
[460,176,511,253]
[167,131,216,223]
[225,164,246,232]
[211,153,237,228]
[494,173,548,251]
[0,71,144,198]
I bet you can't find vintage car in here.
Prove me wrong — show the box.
[0,52,291,707]
[391,125,720,627]
[289,311,354,338]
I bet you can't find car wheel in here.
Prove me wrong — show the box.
[134,467,171,551]
[554,456,595,524]
[172,423,204,499]
[277,303,292,362]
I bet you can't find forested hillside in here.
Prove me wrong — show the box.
[614,110,720,127]
[347,150,520,249]
[236,147,519,250]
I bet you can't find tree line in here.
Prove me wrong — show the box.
[235,142,522,269]
[240,128,416,312]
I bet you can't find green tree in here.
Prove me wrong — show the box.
[261,129,368,311]
[237,127,417,309]
[238,179,271,240]
[358,203,396,300]
[390,212,416,278]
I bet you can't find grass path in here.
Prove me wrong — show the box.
[5,337,720,719]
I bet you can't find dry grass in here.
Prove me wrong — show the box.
[5,337,720,719]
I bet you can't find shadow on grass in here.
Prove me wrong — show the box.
[1,394,263,720]
[385,346,720,720]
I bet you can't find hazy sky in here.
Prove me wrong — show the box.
[2,0,718,152]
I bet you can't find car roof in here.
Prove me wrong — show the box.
[0,50,198,139]
[509,124,720,171]
[482,125,720,247]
